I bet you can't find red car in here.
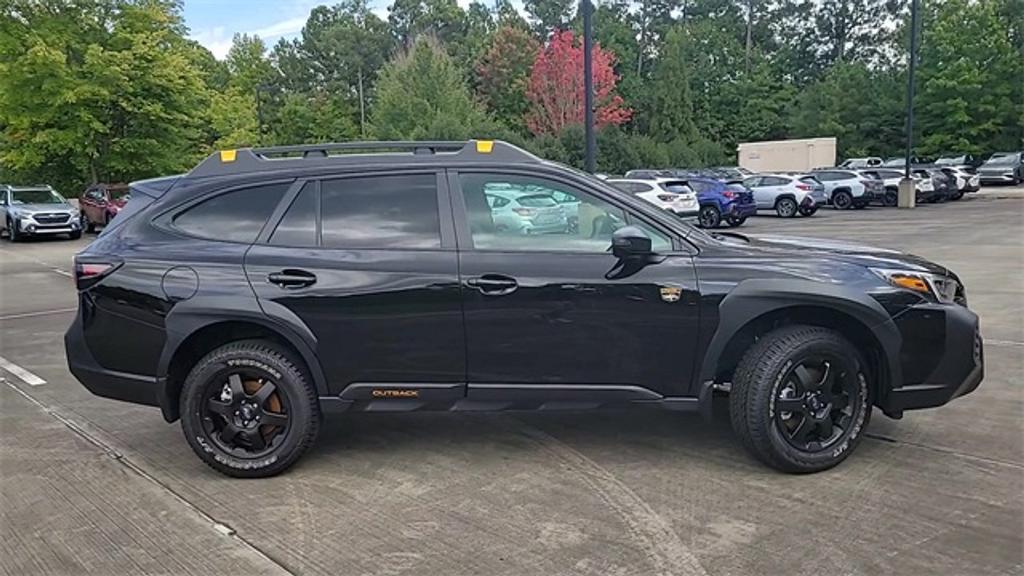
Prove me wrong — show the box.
[79,184,130,233]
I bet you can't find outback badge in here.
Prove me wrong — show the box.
[659,286,682,303]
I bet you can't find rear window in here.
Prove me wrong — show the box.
[659,181,693,194]
[270,182,317,247]
[173,182,290,243]
[725,183,749,193]
[516,194,558,208]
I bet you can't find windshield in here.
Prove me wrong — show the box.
[11,188,65,205]
[935,156,962,165]
[985,153,1020,166]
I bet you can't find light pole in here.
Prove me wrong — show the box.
[898,0,920,208]
[582,0,596,173]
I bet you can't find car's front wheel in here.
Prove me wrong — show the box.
[729,325,871,473]
[698,205,721,228]
[7,218,20,242]
[798,206,817,217]
[725,215,747,227]
[180,340,320,478]
[832,190,853,210]
[883,189,898,207]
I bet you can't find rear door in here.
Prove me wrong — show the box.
[245,172,466,398]
[450,169,701,401]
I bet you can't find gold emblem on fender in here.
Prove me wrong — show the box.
[371,389,419,398]
[659,286,682,303]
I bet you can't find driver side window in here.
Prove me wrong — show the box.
[459,173,669,253]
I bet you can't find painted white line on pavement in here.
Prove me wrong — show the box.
[0,355,46,386]
[987,339,1024,348]
[52,268,73,278]
[0,307,76,321]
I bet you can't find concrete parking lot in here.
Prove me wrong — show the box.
[2,187,1022,575]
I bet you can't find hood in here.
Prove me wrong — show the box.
[9,202,75,214]
[728,233,950,276]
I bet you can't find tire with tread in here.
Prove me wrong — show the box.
[180,339,320,478]
[832,190,853,210]
[698,204,722,228]
[775,197,798,218]
[729,325,872,473]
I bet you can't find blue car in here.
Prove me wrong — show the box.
[682,176,758,228]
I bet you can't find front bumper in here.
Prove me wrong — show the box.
[881,303,983,415]
[64,308,160,407]
[979,172,1016,183]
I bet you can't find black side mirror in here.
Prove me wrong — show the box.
[611,226,652,259]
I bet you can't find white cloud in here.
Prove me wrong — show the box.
[190,13,309,60]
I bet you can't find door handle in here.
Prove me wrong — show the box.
[268,269,317,289]
[466,274,518,296]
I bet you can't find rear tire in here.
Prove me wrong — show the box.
[775,197,798,218]
[951,190,964,200]
[180,340,320,478]
[798,206,818,217]
[698,205,722,228]
[729,325,872,473]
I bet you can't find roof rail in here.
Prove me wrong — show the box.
[188,140,540,178]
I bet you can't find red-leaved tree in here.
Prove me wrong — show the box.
[525,30,632,136]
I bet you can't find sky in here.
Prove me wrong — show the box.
[184,0,480,59]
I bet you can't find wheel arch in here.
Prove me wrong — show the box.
[697,279,902,404]
[156,314,328,422]
[773,193,797,207]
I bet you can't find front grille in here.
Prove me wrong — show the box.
[34,213,71,225]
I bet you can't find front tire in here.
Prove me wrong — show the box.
[698,205,722,228]
[729,325,872,473]
[180,340,320,478]
[7,219,20,242]
[832,190,853,210]
[883,189,898,207]
[798,206,818,217]
[725,215,747,227]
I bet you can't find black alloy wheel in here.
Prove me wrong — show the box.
[181,340,320,477]
[773,355,860,453]
[832,190,853,210]
[883,190,898,207]
[202,371,291,458]
[698,204,722,228]
[725,215,746,227]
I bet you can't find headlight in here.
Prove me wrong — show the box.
[871,268,960,304]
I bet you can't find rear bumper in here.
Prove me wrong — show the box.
[726,202,757,218]
[64,309,160,407]
[881,304,983,415]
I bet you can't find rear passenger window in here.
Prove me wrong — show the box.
[270,182,317,246]
[321,174,440,249]
[173,182,289,243]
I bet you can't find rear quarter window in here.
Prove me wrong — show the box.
[172,182,290,243]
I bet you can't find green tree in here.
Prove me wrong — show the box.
[642,27,697,143]
[915,0,1024,154]
[475,26,539,132]
[388,0,466,47]
[0,0,208,192]
[371,36,487,139]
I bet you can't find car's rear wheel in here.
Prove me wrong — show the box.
[180,340,320,478]
[698,205,721,228]
[84,214,96,233]
[798,206,817,217]
[725,215,746,227]
[832,190,853,210]
[729,325,871,473]
[775,198,798,218]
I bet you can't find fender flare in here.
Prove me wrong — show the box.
[696,278,903,393]
[155,296,328,421]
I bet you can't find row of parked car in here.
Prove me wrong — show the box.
[0,182,129,241]
[606,152,1012,228]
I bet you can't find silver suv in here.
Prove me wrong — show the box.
[0,184,81,241]
[743,174,827,217]
[811,169,883,209]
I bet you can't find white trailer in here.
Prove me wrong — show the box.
[737,137,837,172]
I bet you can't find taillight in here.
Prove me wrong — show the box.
[512,207,536,216]
[74,257,122,290]
[722,190,736,198]
[795,183,811,191]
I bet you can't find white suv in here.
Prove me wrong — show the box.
[742,174,827,217]
[811,169,884,209]
[607,178,699,217]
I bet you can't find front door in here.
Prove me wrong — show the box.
[451,170,700,400]
[245,172,465,397]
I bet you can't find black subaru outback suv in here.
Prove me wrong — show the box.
[65,141,983,477]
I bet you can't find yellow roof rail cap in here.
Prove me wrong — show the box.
[220,149,237,163]
[476,140,494,154]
